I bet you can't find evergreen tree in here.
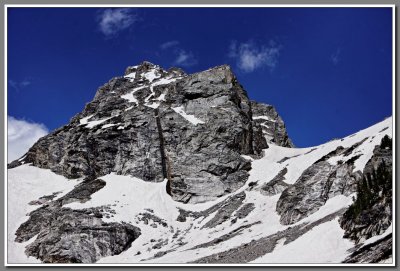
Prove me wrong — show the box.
[344,161,391,221]
[380,135,392,150]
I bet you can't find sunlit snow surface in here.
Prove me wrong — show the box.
[79,115,114,129]
[7,166,80,263]
[7,117,393,264]
[251,218,354,263]
[120,72,182,109]
[172,106,205,125]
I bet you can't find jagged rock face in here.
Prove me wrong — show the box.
[9,62,268,203]
[250,101,294,147]
[343,233,392,263]
[15,178,141,263]
[276,144,364,225]
[176,191,248,227]
[340,136,392,244]
[22,209,140,263]
[259,168,290,196]
[363,137,392,176]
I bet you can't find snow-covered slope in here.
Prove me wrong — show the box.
[7,166,81,263]
[7,116,393,264]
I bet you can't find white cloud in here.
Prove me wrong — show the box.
[331,48,341,65]
[173,49,198,67]
[7,116,48,162]
[9,79,32,91]
[229,40,281,73]
[20,80,31,87]
[97,8,138,37]
[158,40,198,67]
[160,40,180,50]
[8,80,18,91]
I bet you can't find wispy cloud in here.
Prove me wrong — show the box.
[9,79,32,91]
[160,40,180,50]
[173,49,198,67]
[7,116,48,162]
[331,48,341,65]
[9,80,18,90]
[159,40,198,67]
[228,40,281,73]
[20,80,31,87]
[97,8,138,37]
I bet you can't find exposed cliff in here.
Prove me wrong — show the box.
[251,101,294,148]
[9,62,270,204]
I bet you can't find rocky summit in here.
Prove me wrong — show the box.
[9,61,273,204]
[7,62,393,265]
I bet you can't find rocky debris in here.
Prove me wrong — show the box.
[259,168,289,196]
[250,101,294,147]
[192,209,345,263]
[304,148,317,154]
[313,146,346,164]
[175,223,195,244]
[342,138,368,157]
[340,136,392,244]
[188,221,261,251]
[277,155,301,164]
[276,143,367,225]
[145,248,177,261]
[28,192,61,206]
[9,62,268,204]
[152,239,169,250]
[343,233,392,263]
[138,212,168,228]
[379,127,389,133]
[58,178,106,205]
[233,203,255,220]
[202,192,246,229]
[176,192,247,229]
[102,206,117,219]
[14,178,141,263]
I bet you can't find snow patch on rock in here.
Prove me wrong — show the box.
[172,106,205,125]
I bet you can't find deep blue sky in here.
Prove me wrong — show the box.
[7,7,393,147]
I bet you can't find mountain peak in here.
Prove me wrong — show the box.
[124,61,160,76]
[10,62,271,203]
[7,61,393,264]
[123,61,187,84]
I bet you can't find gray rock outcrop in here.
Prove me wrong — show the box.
[251,101,294,147]
[176,191,247,227]
[276,143,366,225]
[259,167,290,196]
[15,178,141,263]
[343,233,392,263]
[9,62,268,203]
